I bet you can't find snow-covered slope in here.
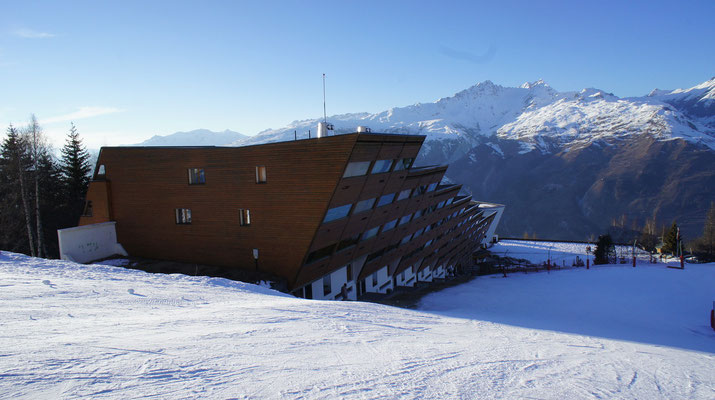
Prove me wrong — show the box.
[136,129,246,146]
[1,249,713,399]
[233,78,715,154]
[648,77,715,129]
[497,88,715,152]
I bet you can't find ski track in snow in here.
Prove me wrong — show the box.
[1,250,714,399]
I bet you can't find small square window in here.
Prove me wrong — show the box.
[188,168,205,185]
[175,208,192,224]
[97,165,106,177]
[255,166,267,183]
[239,209,251,226]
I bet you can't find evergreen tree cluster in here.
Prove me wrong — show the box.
[0,118,92,258]
[593,234,615,265]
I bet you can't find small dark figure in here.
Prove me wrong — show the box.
[341,283,348,300]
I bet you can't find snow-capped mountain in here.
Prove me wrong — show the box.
[136,129,246,146]
[233,78,715,159]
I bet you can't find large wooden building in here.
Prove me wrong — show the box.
[79,132,504,300]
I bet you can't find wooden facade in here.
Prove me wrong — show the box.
[80,132,503,295]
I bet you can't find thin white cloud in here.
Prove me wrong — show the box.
[41,106,124,124]
[12,28,56,39]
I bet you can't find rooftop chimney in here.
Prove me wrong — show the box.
[356,126,371,133]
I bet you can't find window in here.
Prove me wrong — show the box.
[255,166,267,183]
[346,264,353,282]
[97,164,106,177]
[343,161,371,178]
[353,198,376,214]
[323,204,352,223]
[400,234,412,245]
[396,189,412,201]
[371,159,394,174]
[175,208,192,224]
[377,193,395,207]
[372,272,378,286]
[445,197,454,206]
[366,249,384,262]
[337,234,360,251]
[427,182,438,192]
[412,185,427,197]
[188,168,205,185]
[323,275,332,296]
[398,213,413,226]
[361,226,380,241]
[413,227,425,238]
[393,157,414,171]
[437,200,446,209]
[82,201,93,217]
[306,244,335,264]
[239,209,251,226]
[382,219,397,232]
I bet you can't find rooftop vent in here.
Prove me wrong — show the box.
[317,121,334,138]
[356,126,371,133]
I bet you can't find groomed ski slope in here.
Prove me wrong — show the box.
[1,249,713,399]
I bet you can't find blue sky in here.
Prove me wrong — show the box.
[1,0,713,149]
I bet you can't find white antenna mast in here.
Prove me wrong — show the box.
[322,73,327,123]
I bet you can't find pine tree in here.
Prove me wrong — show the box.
[0,125,35,255]
[594,234,615,264]
[661,221,679,256]
[59,122,91,224]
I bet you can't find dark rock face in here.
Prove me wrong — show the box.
[442,137,715,241]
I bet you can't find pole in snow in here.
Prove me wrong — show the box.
[633,240,636,268]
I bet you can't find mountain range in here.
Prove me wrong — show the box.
[141,78,715,241]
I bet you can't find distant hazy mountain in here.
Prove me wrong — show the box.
[137,129,246,146]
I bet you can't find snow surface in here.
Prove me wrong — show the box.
[1,249,714,399]
[489,239,650,266]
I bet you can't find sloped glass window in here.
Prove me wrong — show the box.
[396,189,412,201]
[412,185,428,197]
[343,161,371,178]
[393,157,414,171]
[377,193,395,207]
[353,198,376,214]
[306,244,335,264]
[361,226,380,241]
[371,159,394,174]
[398,213,413,226]
[337,234,360,251]
[427,182,438,192]
[382,218,398,232]
[323,204,352,223]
